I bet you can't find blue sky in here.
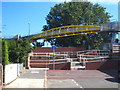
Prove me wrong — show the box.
[2,2,119,38]
[2,2,59,38]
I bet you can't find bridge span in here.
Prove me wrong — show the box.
[30,22,120,40]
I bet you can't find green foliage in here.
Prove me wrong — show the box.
[6,38,33,64]
[43,2,111,49]
[2,39,10,65]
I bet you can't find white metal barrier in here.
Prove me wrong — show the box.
[77,50,110,67]
[77,50,110,57]
[28,52,72,69]
[4,63,23,84]
[31,52,69,58]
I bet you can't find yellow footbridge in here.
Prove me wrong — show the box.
[30,22,119,40]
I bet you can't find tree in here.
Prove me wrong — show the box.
[7,39,18,63]
[7,38,33,64]
[16,38,33,63]
[43,2,111,49]
[2,39,10,65]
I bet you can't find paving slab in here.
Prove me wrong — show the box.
[2,69,45,89]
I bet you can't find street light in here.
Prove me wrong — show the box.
[28,22,30,39]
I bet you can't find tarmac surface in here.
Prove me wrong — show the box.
[47,70,119,89]
[1,69,119,90]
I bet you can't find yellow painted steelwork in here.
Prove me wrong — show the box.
[31,25,100,40]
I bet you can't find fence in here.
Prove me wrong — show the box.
[77,50,110,68]
[4,63,23,84]
[32,52,69,58]
[26,52,71,70]
[77,50,110,57]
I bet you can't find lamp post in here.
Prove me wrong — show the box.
[28,22,30,39]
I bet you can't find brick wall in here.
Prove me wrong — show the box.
[32,47,84,58]
[30,62,70,70]
[86,60,120,70]
[30,60,67,63]
[33,47,84,53]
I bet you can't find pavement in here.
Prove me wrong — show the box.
[2,68,45,89]
[1,68,119,90]
[47,70,119,89]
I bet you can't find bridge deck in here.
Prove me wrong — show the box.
[31,22,120,40]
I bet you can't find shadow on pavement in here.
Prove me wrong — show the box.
[99,69,119,83]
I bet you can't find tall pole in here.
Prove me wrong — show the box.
[28,22,30,39]
[53,49,55,70]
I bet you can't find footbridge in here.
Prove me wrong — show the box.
[30,22,120,40]
[27,22,120,70]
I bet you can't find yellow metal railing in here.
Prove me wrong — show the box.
[31,25,100,40]
[30,22,120,40]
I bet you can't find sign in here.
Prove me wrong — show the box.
[52,45,56,50]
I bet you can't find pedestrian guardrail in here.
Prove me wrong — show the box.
[27,52,72,69]
[77,50,110,67]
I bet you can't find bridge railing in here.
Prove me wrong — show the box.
[31,25,100,40]
[31,22,120,40]
[100,22,120,31]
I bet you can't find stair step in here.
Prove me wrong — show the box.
[77,68,85,70]
[71,65,85,70]
[71,58,78,60]
[72,60,79,62]
[71,66,85,68]
[70,57,85,70]
[29,68,49,70]
[71,63,81,66]
[71,58,78,59]
[71,61,80,63]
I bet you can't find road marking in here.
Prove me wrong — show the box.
[72,79,83,89]
[44,70,47,88]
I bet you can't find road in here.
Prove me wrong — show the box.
[47,70,119,89]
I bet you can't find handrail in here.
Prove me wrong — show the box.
[77,50,110,57]
[31,25,100,40]
[30,62,69,65]
[30,58,69,61]
[29,52,71,69]
[29,52,71,63]
[77,50,110,66]
[80,56,109,60]
[30,51,77,59]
